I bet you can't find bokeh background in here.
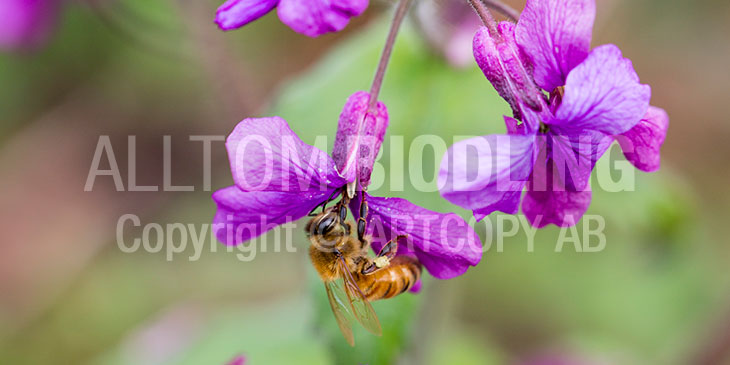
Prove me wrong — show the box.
[1,0,729,364]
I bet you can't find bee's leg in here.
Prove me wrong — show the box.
[362,235,406,275]
[355,193,372,254]
[308,199,327,216]
[377,236,403,259]
[357,194,369,243]
[342,220,353,237]
[307,205,321,217]
[331,199,351,235]
[338,203,348,224]
[361,235,371,250]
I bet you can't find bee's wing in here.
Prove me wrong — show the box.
[324,280,355,346]
[337,257,383,336]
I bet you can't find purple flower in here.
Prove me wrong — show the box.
[414,0,483,68]
[0,0,63,52]
[215,0,369,37]
[212,91,482,279]
[439,0,668,227]
[227,355,246,365]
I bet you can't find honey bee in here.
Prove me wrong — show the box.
[306,197,422,346]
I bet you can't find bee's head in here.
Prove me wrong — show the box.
[313,211,340,235]
[307,210,346,252]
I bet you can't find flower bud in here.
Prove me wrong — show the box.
[332,91,389,189]
[473,22,545,129]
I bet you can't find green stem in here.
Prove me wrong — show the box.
[467,0,500,39]
[481,0,520,22]
[368,0,413,112]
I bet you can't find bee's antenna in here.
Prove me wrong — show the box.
[308,188,342,216]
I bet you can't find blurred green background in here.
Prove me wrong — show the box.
[1,0,729,364]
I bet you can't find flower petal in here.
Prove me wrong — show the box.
[553,44,651,136]
[331,91,388,187]
[616,106,669,172]
[215,0,278,31]
[522,162,592,228]
[473,23,544,129]
[226,116,346,193]
[504,116,525,135]
[352,193,482,279]
[515,0,595,91]
[277,0,368,37]
[409,279,422,293]
[438,134,536,219]
[546,130,613,191]
[212,186,333,245]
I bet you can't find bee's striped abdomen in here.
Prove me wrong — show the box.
[357,256,421,301]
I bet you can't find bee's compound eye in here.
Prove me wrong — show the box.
[315,213,338,235]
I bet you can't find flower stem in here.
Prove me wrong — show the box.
[481,0,520,22]
[368,0,413,112]
[467,0,500,39]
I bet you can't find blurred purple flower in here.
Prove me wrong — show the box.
[414,0,482,68]
[439,0,668,228]
[215,0,368,37]
[227,354,247,365]
[212,91,481,279]
[0,0,63,52]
